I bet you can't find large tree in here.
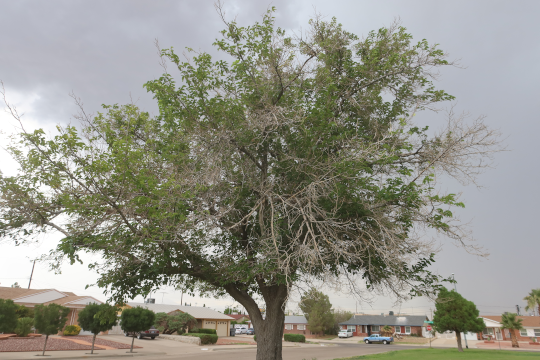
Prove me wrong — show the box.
[432,287,485,352]
[0,8,501,360]
[299,288,333,335]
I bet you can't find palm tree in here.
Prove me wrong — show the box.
[524,289,540,316]
[501,313,523,348]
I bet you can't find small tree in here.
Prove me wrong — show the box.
[381,325,394,337]
[433,287,485,352]
[78,303,118,354]
[524,289,540,316]
[501,313,523,348]
[154,312,196,334]
[120,307,156,353]
[34,303,69,356]
[0,299,19,334]
[330,310,353,335]
[299,289,334,336]
[15,317,34,337]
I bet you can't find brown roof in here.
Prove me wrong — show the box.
[228,314,250,320]
[0,287,48,300]
[482,315,540,327]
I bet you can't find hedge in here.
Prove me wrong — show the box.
[188,328,217,335]
[63,325,81,336]
[182,333,218,344]
[284,334,305,343]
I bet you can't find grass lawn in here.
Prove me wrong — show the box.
[335,348,540,359]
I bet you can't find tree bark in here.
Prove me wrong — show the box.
[509,329,519,348]
[42,334,48,356]
[455,330,463,352]
[91,333,96,354]
[226,283,288,360]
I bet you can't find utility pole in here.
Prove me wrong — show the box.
[516,305,521,316]
[28,260,36,289]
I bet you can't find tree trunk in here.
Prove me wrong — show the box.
[455,330,463,352]
[226,282,288,360]
[509,329,519,348]
[91,333,96,354]
[130,336,135,353]
[42,334,49,356]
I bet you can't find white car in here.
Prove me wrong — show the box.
[338,329,353,338]
[235,328,248,335]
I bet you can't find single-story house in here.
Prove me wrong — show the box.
[247,315,317,338]
[228,313,250,323]
[479,316,540,342]
[339,313,429,337]
[127,302,234,337]
[0,286,103,335]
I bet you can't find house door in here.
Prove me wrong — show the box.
[495,328,503,341]
[367,325,371,336]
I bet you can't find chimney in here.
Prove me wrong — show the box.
[389,311,394,316]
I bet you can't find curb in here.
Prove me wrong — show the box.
[19,352,167,359]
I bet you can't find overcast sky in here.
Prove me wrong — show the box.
[1,0,539,317]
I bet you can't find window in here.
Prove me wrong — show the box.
[395,326,401,333]
[297,324,305,330]
[483,328,494,335]
[347,325,356,331]
[520,329,528,337]
[371,325,380,332]
[405,326,411,334]
[535,329,540,337]
[285,324,292,330]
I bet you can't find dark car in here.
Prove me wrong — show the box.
[246,328,255,335]
[124,326,160,340]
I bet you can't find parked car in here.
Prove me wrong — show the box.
[246,328,255,335]
[338,329,353,338]
[235,328,244,335]
[363,334,393,345]
[124,326,160,340]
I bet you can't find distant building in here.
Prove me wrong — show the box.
[339,313,429,337]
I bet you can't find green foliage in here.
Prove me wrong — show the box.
[329,310,353,335]
[182,333,218,344]
[120,306,155,333]
[433,287,485,335]
[381,325,394,337]
[15,317,34,337]
[284,334,306,342]
[0,299,19,333]
[299,288,334,334]
[253,335,256,342]
[501,313,523,331]
[224,307,239,315]
[78,303,118,335]
[63,324,81,336]
[15,305,34,319]
[523,289,540,314]
[155,311,197,334]
[188,328,216,334]
[33,303,70,336]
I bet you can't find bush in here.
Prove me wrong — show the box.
[182,333,218,344]
[253,335,256,341]
[63,325,82,336]
[189,328,216,334]
[284,334,305,343]
[15,317,34,337]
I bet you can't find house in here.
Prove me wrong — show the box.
[0,286,103,335]
[228,313,250,323]
[127,302,234,337]
[339,313,429,337]
[479,315,540,342]
[246,315,317,338]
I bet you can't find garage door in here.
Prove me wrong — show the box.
[217,321,228,337]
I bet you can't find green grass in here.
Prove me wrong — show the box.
[335,348,539,360]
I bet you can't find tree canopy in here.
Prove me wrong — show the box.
[501,312,523,348]
[78,303,118,354]
[433,287,485,352]
[154,311,196,334]
[34,303,70,356]
[0,299,19,333]
[523,289,540,316]
[299,288,334,334]
[0,7,501,360]
[120,307,156,352]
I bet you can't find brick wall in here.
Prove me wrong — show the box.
[283,324,317,338]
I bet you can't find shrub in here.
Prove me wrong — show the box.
[182,333,218,344]
[63,325,81,336]
[0,299,19,334]
[189,328,216,334]
[284,334,305,343]
[15,317,34,337]
[253,335,256,341]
